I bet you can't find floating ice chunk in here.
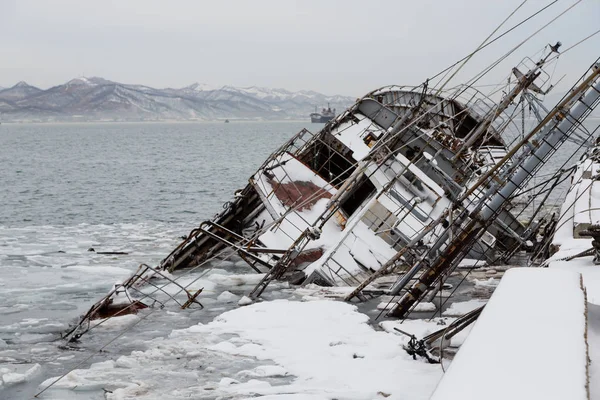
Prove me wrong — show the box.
[217,291,240,303]
[30,347,48,354]
[90,360,116,369]
[413,302,437,312]
[116,355,140,369]
[474,277,500,288]
[13,332,55,344]
[224,378,271,393]
[219,377,240,386]
[238,296,253,306]
[376,302,395,310]
[238,365,288,378]
[96,314,140,329]
[442,300,486,317]
[2,363,40,386]
[457,258,485,269]
[38,299,442,399]
[2,372,25,385]
[209,341,238,353]
[208,273,265,286]
[377,301,436,312]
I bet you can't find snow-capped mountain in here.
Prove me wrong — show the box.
[0,77,354,122]
[0,81,43,102]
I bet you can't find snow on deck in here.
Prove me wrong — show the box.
[431,268,589,400]
[330,113,385,161]
[252,152,340,251]
[252,151,400,285]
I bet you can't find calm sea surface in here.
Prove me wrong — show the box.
[1,120,598,227]
[0,121,311,227]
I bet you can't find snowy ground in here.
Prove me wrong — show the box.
[7,222,591,400]
[0,223,291,398]
[0,222,480,400]
[36,299,443,400]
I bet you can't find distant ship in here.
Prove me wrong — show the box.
[310,104,336,123]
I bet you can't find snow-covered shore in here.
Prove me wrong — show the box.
[38,299,443,400]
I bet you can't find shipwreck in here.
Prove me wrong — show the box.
[61,38,600,352]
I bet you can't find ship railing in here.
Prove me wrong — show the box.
[254,127,317,173]
[445,85,507,129]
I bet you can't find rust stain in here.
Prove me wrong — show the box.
[90,300,148,320]
[289,247,324,267]
[269,179,332,211]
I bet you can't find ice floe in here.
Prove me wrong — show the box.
[40,299,442,399]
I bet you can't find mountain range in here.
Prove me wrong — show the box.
[0,77,355,122]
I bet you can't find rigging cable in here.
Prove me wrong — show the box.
[434,0,529,95]
[429,0,558,87]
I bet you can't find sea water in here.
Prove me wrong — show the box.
[0,121,308,398]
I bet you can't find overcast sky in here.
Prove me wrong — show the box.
[0,0,598,96]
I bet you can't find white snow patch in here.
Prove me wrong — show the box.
[238,365,288,378]
[40,300,441,399]
[442,299,486,316]
[216,291,240,303]
[457,258,485,269]
[1,363,41,386]
[413,302,437,312]
[473,277,500,288]
[207,272,265,286]
[431,268,588,400]
[187,300,441,399]
[238,296,253,306]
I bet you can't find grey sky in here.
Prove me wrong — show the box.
[1,0,598,96]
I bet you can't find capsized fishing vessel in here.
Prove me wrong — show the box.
[61,46,600,344]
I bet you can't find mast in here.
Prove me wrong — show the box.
[388,60,600,318]
[454,44,561,160]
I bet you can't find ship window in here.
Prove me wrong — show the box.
[340,175,376,216]
[299,138,355,187]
